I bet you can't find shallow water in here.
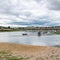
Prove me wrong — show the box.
[0,31,60,46]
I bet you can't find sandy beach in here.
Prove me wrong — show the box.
[0,43,60,60]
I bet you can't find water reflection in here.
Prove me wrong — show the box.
[0,31,60,46]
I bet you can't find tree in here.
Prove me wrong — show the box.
[8,26,10,29]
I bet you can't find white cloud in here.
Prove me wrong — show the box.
[0,0,60,27]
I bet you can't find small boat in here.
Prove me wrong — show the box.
[22,33,27,35]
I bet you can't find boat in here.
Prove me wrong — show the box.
[22,33,27,35]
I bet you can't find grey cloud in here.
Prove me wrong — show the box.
[47,0,60,10]
[0,0,20,16]
[46,22,60,26]
[0,0,31,19]
[13,16,51,25]
[0,0,11,13]
[34,0,42,2]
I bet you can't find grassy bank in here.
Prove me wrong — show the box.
[0,51,29,60]
[55,30,60,34]
[0,29,26,32]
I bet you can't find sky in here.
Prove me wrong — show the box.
[0,0,60,27]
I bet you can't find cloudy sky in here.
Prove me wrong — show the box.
[0,0,60,27]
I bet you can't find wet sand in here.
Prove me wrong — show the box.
[0,43,60,60]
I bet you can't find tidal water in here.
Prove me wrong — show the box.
[0,31,60,46]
